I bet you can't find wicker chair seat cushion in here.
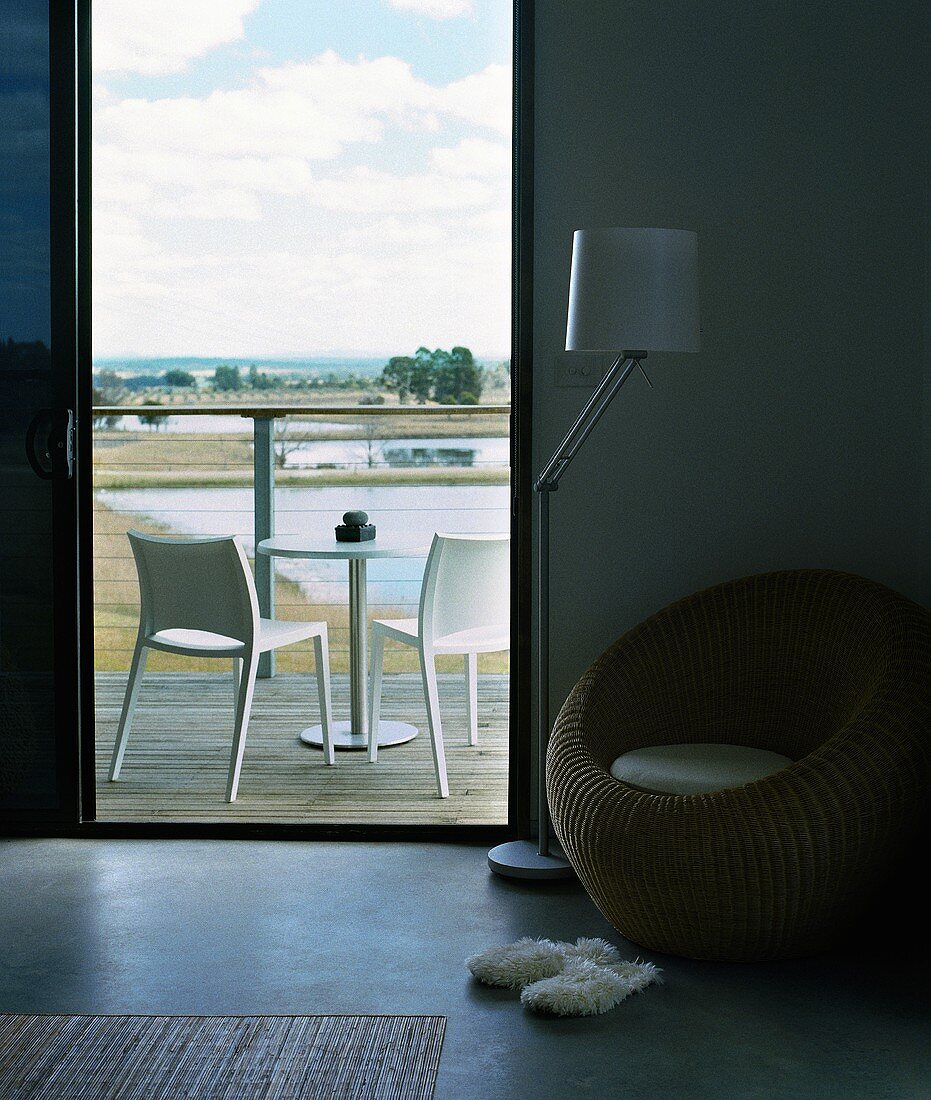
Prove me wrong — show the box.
[609,743,793,795]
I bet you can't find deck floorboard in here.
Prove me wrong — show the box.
[94,672,508,824]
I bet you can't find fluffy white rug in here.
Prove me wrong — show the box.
[465,937,620,990]
[520,958,662,1017]
[465,937,661,1017]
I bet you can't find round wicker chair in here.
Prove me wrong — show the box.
[547,570,930,961]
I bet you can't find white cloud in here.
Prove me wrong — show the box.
[93,216,512,356]
[92,49,511,356]
[304,167,492,214]
[92,0,261,76]
[94,52,437,161]
[93,54,509,226]
[95,54,505,163]
[430,138,510,178]
[387,0,473,19]
[439,65,511,136]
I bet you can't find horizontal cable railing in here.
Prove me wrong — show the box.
[93,404,511,676]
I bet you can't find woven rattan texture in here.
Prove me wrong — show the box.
[547,570,930,961]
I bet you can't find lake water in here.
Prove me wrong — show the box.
[98,483,510,611]
[283,436,509,469]
[104,417,508,469]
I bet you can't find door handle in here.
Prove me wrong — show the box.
[25,408,74,480]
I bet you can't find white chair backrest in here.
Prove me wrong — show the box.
[418,533,510,646]
[128,530,260,645]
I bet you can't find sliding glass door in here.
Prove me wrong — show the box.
[0,2,80,827]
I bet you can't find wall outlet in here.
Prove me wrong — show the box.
[554,354,609,388]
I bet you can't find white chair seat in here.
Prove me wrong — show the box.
[148,628,245,655]
[147,619,324,656]
[256,617,328,652]
[373,620,509,653]
[434,623,509,652]
[372,617,419,644]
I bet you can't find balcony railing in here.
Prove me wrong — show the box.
[93,404,511,680]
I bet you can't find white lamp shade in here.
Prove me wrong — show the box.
[566,227,700,353]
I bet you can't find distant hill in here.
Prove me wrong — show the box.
[92,356,391,379]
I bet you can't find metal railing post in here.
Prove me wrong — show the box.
[253,415,276,678]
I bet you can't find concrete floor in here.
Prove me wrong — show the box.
[0,840,927,1099]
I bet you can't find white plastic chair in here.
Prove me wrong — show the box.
[109,530,334,802]
[368,533,509,797]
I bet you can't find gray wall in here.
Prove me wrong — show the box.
[533,0,928,716]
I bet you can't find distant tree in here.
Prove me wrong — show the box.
[91,391,121,429]
[381,345,484,404]
[122,374,163,392]
[381,356,414,403]
[450,346,481,401]
[409,347,437,404]
[433,346,483,404]
[94,369,124,397]
[213,364,242,392]
[356,418,386,468]
[248,364,275,390]
[273,416,311,469]
[92,369,125,428]
[163,368,196,388]
[138,399,165,431]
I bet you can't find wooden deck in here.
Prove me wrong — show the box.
[94,672,508,825]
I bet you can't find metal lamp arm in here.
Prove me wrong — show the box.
[534,352,646,492]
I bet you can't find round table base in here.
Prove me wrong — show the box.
[300,720,418,751]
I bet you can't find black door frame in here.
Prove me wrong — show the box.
[68,0,534,842]
[51,0,83,825]
[1,1,83,834]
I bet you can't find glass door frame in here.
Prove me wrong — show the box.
[75,0,535,841]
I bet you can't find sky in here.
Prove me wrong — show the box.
[92,0,512,360]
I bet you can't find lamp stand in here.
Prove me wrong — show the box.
[488,352,649,879]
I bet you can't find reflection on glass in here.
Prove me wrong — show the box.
[0,2,57,809]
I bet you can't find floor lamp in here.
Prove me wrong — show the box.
[489,227,701,879]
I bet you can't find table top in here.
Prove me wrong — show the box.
[257,535,432,560]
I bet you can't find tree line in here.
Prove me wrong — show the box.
[91,345,489,419]
[380,346,483,405]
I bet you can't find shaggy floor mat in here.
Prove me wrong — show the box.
[0,1014,446,1100]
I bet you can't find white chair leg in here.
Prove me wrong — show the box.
[226,652,258,802]
[313,631,335,766]
[109,642,148,781]
[420,647,448,798]
[368,629,386,763]
[233,657,243,717]
[465,651,478,746]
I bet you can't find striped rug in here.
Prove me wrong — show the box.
[0,1014,446,1099]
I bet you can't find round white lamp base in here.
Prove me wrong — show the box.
[487,840,575,880]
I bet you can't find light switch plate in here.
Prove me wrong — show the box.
[554,353,609,388]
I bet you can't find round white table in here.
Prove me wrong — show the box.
[257,534,431,751]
